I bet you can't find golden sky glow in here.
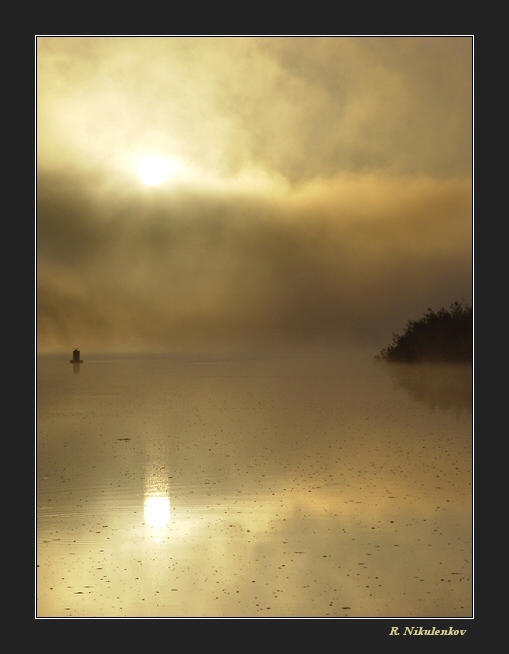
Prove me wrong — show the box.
[36,36,473,354]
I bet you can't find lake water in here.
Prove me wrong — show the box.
[36,349,472,618]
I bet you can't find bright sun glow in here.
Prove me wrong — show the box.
[144,495,171,528]
[137,155,186,186]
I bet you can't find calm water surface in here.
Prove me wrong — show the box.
[36,350,472,618]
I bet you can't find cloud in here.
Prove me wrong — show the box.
[37,165,472,353]
[37,37,472,181]
[36,36,472,354]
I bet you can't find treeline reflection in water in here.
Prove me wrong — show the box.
[383,363,472,415]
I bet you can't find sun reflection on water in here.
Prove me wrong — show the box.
[144,461,172,541]
[144,495,171,529]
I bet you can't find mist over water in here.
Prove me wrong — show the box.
[36,347,472,618]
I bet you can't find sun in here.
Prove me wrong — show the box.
[137,155,170,186]
[136,154,187,186]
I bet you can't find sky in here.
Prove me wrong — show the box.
[36,36,473,355]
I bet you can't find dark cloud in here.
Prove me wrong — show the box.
[37,163,472,354]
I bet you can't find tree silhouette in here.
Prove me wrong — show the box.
[376,301,472,363]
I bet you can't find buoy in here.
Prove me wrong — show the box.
[70,349,83,363]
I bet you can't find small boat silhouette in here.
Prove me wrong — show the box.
[70,349,83,364]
